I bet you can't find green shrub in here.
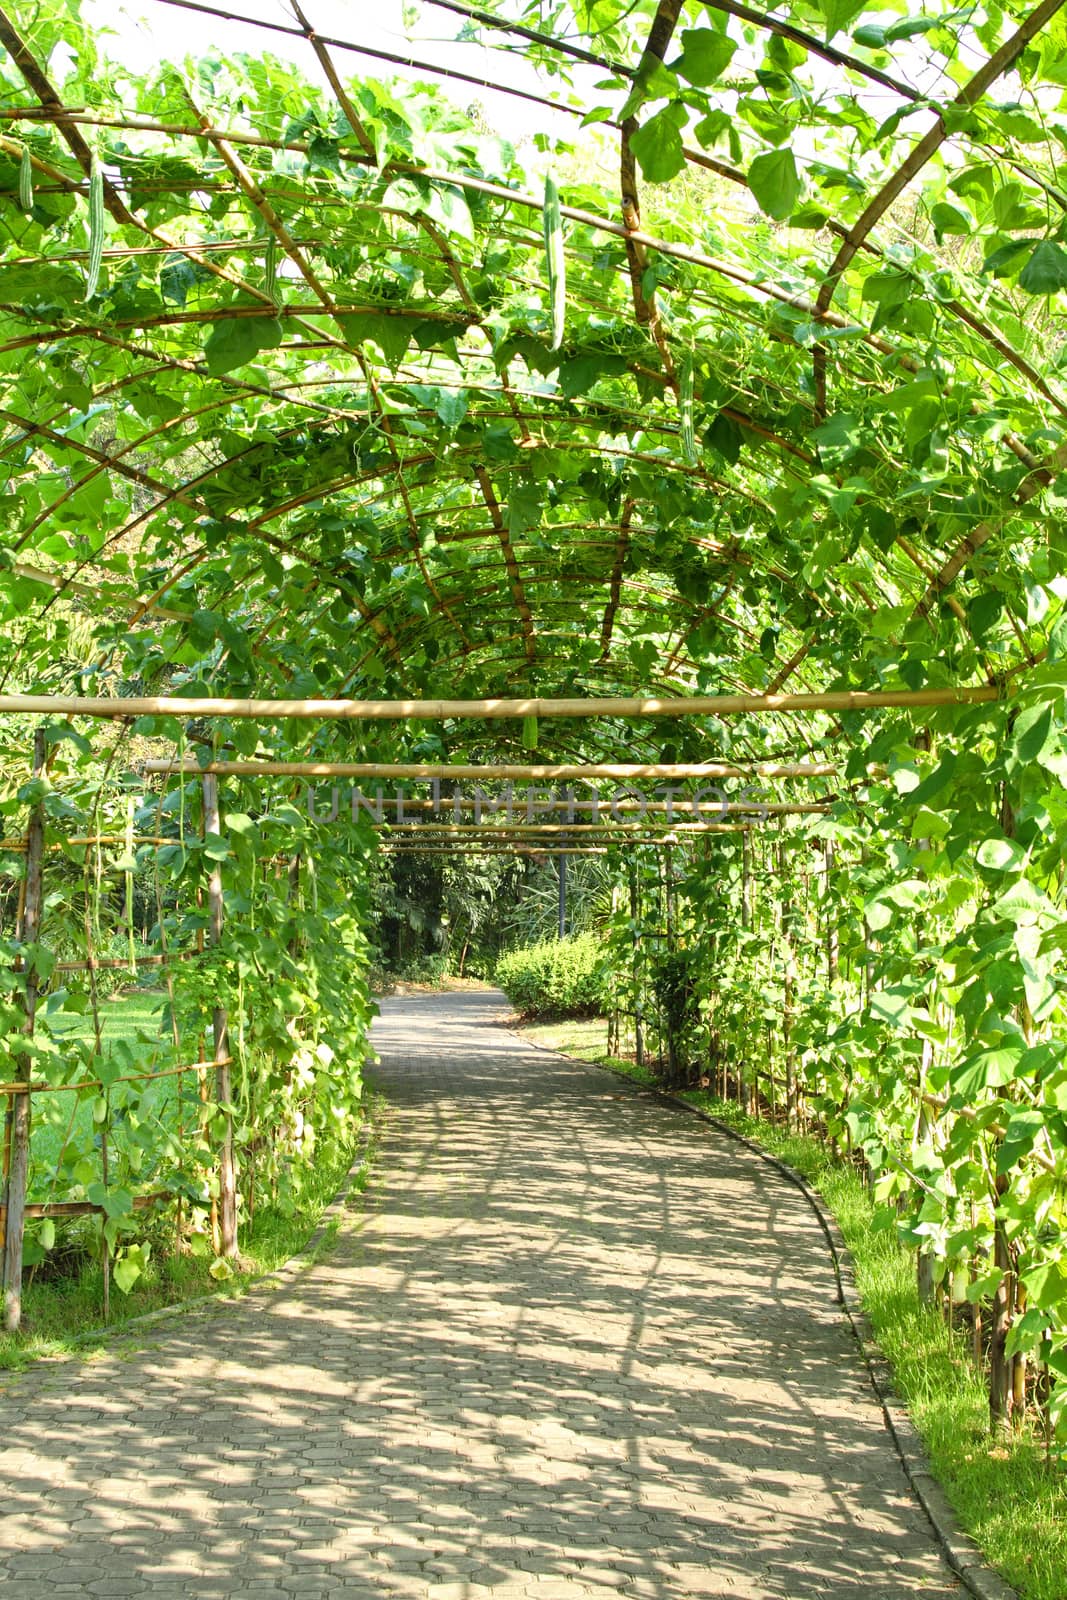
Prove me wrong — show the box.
[496,933,610,1019]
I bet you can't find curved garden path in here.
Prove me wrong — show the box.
[0,987,962,1600]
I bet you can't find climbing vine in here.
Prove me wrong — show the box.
[4,0,1067,1457]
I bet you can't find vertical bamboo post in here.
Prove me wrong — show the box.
[203,773,237,1258]
[100,1111,110,1324]
[823,838,838,983]
[741,829,752,932]
[778,834,797,1129]
[629,865,643,1073]
[2,727,46,1333]
[989,1174,1013,1432]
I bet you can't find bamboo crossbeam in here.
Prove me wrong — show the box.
[51,950,203,974]
[377,822,751,835]
[0,687,1001,721]
[0,835,178,852]
[365,798,833,815]
[383,846,613,855]
[0,1191,169,1221]
[147,761,838,780]
[0,1057,227,1097]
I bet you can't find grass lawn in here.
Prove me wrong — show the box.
[0,1101,376,1370]
[519,1014,1067,1600]
[1,989,377,1368]
[29,988,179,1199]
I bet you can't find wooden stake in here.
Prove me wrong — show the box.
[203,772,238,1258]
[2,727,46,1333]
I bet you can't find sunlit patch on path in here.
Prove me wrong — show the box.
[0,987,959,1599]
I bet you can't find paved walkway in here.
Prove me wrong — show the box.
[0,988,960,1600]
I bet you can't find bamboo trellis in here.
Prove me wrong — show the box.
[0,686,1003,719]
[0,760,245,1330]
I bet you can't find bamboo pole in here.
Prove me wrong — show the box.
[203,773,238,1259]
[147,760,838,780]
[381,846,614,855]
[2,727,45,1333]
[0,835,180,852]
[0,1191,168,1221]
[350,798,833,815]
[0,1056,232,1097]
[377,822,753,835]
[0,687,1002,721]
[51,949,203,974]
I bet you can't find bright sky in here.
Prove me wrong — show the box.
[82,0,598,144]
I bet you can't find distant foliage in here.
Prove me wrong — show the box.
[496,934,611,1019]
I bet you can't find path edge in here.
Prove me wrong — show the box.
[515,1019,1019,1600]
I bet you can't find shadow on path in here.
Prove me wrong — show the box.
[0,987,960,1599]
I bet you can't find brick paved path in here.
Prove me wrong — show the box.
[0,988,960,1599]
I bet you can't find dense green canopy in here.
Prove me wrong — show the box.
[4,0,1067,766]
[10,4,1067,1491]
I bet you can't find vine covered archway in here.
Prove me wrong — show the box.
[2,0,1067,1484]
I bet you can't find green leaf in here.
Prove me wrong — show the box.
[673,27,737,87]
[1023,1259,1067,1310]
[928,201,970,234]
[1019,239,1067,295]
[112,1242,150,1294]
[951,1047,1023,1102]
[542,173,566,352]
[909,753,956,806]
[44,720,93,758]
[975,838,1027,872]
[820,0,866,40]
[508,478,542,540]
[966,1266,1005,1303]
[1047,610,1067,662]
[748,147,802,220]
[811,411,861,466]
[112,1255,141,1294]
[1012,702,1055,766]
[981,238,1033,280]
[557,353,627,400]
[226,812,258,837]
[337,311,411,368]
[1005,1307,1050,1359]
[869,988,913,1027]
[990,877,1051,924]
[997,1109,1046,1173]
[203,315,283,376]
[705,412,742,463]
[629,104,688,185]
[307,134,343,175]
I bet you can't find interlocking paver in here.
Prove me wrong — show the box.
[0,987,963,1598]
